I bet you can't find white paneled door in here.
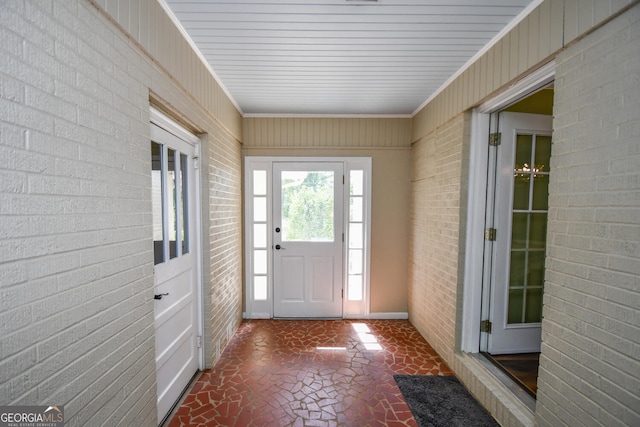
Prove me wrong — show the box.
[151,113,200,423]
[272,162,344,318]
[487,112,552,354]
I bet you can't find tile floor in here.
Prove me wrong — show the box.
[168,319,453,427]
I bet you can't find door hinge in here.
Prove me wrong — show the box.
[480,320,492,333]
[342,232,345,243]
[343,175,345,185]
[485,228,497,241]
[197,335,202,348]
[193,155,200,169]
[489,133,501,146]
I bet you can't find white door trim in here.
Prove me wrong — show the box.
[461,61,555,353]
[150,107,204,370]
[244,156,372,319]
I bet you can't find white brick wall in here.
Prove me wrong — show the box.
[0,0,243,425]
[202,130,244,361]
[0,2,156,425]
[537,4,640,427]
[408,113,469,365]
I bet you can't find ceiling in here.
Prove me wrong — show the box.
[162,0,538,116]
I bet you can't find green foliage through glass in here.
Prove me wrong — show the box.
[281,171,334,241]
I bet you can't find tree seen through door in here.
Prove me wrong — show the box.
[281,171,335,242]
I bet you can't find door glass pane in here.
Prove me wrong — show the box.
[525,288,543,322]
[348,250,363,274]
[513,134,532,210]
[281,171,334,242]
[253,170,267,195]
[180,153,189,255]
[254,197,267,222]
[254,223,267,248]
[535,135,552,172]
[254,276,267,300]
[349,223,363,249]
[254,250,267,274]
[350,170,363,195]
[511,213,528,249]
[527,251,546,286]
[350,197,363,222]
[151,142,164,265]
[167,149,178,259]
[514,134,532,171]
[529,213,547,248]
[509,251,526,287]
[508,289,524,324]
[532,174,549,210]
[348,275,363,301]
[513,174,530,210]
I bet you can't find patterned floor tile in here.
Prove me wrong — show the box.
[167,320,452,426]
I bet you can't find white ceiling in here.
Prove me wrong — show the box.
[162,0,538,116]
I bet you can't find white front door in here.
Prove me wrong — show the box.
[487,112,553,354]
[272,162,344,318]
[151,118,200,423]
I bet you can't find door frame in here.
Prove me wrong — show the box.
[244,156,372,319]
[150,107,205,370]
[461,61,555,353]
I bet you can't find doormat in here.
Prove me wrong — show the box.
[394,375,499,427]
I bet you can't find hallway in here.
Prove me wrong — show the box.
[167,320,453,426]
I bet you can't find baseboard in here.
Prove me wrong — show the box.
[367,312,409,320]
[243,312,409,320]
[243,312,271,319]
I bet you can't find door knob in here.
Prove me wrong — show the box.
[154,293,169,300]
[275,244,285,250]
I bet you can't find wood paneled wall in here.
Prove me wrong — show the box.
[243,117,412,148]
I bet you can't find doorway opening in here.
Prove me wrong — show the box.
[480,85,554,399]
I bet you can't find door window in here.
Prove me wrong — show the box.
[280,171,335,242]
[348,170,365,301]
[251,169,268,301]
[508,133,551,324]
[151,142,190,265]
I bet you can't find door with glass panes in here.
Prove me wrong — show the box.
[272,162,344,318]
[486,112,552,354]
[151,117,199,423]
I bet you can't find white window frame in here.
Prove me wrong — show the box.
[243,156,372,319]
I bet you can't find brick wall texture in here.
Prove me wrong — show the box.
[537,4,640,427]
[0,1,243,426]
[408,113,469,365]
